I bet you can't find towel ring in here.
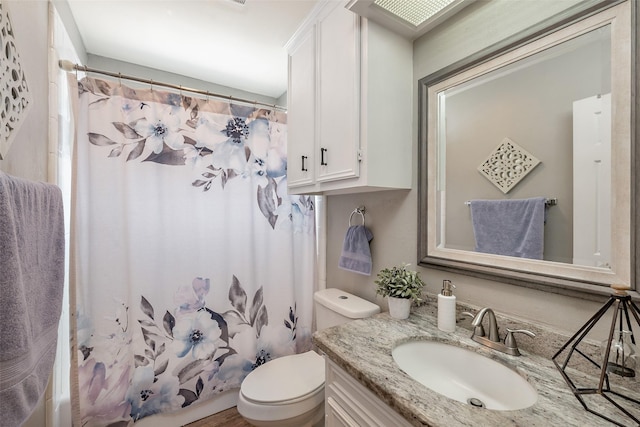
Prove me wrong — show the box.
[349,207,365,226]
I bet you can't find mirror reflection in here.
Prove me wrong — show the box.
[435,26,611,267]
[419,0,633,291]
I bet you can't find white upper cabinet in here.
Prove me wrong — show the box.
[317,5,360,184]
[286,1,412,195]
[287,24,316,188]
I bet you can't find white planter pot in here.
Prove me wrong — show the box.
[388,296,411,319]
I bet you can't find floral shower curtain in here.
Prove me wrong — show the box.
[70,77,316,426]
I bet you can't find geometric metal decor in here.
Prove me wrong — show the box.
[553,285,640,426]
[477,137,541,194]
[0,2,32,160]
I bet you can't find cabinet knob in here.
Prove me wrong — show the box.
[321,148,328,166]
[301,155,308,172]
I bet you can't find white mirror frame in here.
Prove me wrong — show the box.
[418,0,637,297]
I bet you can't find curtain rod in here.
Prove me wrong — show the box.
[58,60,286,112]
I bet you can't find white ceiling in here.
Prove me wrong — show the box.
[67,0,319,99]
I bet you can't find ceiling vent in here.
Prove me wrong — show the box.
[346,0,474,40]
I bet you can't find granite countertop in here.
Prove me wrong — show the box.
[313,303,635,427]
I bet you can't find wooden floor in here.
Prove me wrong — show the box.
[184,406,252,427]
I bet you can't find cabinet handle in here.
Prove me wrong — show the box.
[301,155,308,172]
[321,148,328,166]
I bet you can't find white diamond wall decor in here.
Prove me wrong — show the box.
[0,2,32,160]
[477,137,541,194]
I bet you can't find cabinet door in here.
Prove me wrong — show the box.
[287,26,316,189]
[326,396,359,427]
[325,359,413,427]
[317,5,360,183]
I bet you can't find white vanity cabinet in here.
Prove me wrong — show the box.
[325,358,413,427]
[286,1,412,195]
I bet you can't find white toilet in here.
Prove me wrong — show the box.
[237,288,380,427]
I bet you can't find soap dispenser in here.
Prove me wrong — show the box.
[438,280,456,332]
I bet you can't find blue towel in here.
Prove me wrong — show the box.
[470,197,545,260]
[339,225,374,275]
[0,171,65,426]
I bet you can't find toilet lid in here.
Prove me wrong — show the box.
[241,351,325,404]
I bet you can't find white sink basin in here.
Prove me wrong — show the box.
[392,340,538,410]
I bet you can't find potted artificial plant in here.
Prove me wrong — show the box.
[374,263,426,319]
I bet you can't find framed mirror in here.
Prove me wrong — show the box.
[418,1,636,295]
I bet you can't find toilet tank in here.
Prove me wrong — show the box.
[314,288,380,331]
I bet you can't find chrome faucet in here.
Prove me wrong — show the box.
[471,307,500,342]
[464,308,535,357]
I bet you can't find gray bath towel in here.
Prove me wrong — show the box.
[339,225,374,275]
[470,197,545,260]
[0,171,65,426]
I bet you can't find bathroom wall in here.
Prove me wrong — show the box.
[0,0,49,183]
[326,0,608,337]
[0,1,52,426]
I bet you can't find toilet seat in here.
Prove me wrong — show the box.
[241,351,325,404]
[238,351,326,423]
[238,384,325,423]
